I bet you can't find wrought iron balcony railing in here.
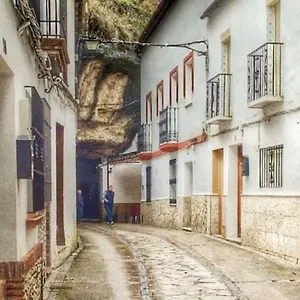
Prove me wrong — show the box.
[206,73,232,120]
[40,20,66,39]
[247,42,283,103]
[159,107,178,145]
[138,124,152,153]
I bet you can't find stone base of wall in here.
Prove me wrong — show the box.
[242,195,300,263]
[141,198,183,229]
[191,195,219,234]
[0,243,44,299]
[102,203,140,223]
[141,195,219,232]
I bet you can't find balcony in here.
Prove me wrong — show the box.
[159,107,179,152]
[40,20,69,81]
[247,42,283,108]
[206,73,232,124]
[137,124,152,161]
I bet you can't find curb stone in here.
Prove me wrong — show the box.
[43,237,84,300]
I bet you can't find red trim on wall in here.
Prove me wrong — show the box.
[138,133,207,160]
[183,51,194,98]
[169,66,179,105]
[156,80,164,116]
[146,92,152,122]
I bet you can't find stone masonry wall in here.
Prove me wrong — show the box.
[191,195,219,234]
[0,243,44,299]
[141,198,186,229]
[242,195,300,263]
[24,258,45,300]
[141,196,220,233]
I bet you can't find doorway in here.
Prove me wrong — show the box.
[212,149,224,236]
[56,123,65,246]
[76,158,101,220]
[237,146,243,238]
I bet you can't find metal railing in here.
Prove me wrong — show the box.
[206,73,232,119]
[138,123,152,153]
[40,20,66,39]
[159,107,178,144]
[259,144,283,188]
[247,42,283,103]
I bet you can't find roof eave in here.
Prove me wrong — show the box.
[200,0,223,19]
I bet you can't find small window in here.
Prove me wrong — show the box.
[146,166,151,202]
[169,66,179,106]
[259,144,283,188]
[156,81,164,116]
[146,92,152,123]
[169,159,177,204]
[183,51,194,103]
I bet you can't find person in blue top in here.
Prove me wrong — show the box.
[103,185,115,225]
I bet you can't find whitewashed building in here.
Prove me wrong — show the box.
[139,0,300,263]
[0,0,77,298]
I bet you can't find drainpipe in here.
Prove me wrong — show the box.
[107,162,110,189]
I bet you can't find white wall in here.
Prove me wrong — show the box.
[0,0,77,262]
[140,0,300,204]
[105,163,142,204]
[141,0,209,151]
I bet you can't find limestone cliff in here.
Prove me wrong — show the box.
[77,0,160,159]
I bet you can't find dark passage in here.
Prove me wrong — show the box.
[76,158,102,220]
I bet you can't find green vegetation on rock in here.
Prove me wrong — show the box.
[87,0,160,40]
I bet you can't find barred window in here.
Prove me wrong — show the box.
[259,145,283,188]
[169,159,177,204]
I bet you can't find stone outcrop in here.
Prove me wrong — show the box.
[77,54,140,159]
[76,0,160,159]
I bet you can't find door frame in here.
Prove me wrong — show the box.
[213,148,224,236]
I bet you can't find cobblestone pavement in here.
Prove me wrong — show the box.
[47,223,300,300]
[117,230,236,300]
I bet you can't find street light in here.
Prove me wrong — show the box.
[84,39,99,50]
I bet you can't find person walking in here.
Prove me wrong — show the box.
[76,189,84,223]
[103,185,115,225]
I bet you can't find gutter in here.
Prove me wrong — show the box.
[200,0,223,19]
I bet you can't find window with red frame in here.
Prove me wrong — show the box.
[146,92,152,123]
[156,80,164,116]
[169,66,179,106]
[183,51,194,102]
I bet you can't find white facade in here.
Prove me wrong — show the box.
[0,0,77,286]
[140,0,300,262]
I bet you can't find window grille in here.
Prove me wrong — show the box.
[259,144,283,188]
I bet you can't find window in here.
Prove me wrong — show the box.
[146,166,151,202]
[156,81,164,116]
[259,145,283,188]
[169,66,179,106]
[183,51,194,104]
[146,92,152,123]
[169,159,177,204]
[221,30,231,74]
[267,0,280,42]
[40,0,63,38]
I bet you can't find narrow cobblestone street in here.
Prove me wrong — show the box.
[46,223,300,300]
